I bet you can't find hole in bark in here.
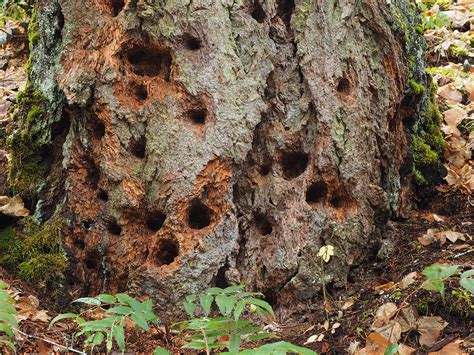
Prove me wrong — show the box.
[281,151,309,179]
[97,189,109,201]
[213,265,230,288]
[133,83,148,102]
[278,0,295,27]
[126,43,172,79]
[146,212,166,232]
[155,238,179,266]
[130,136,146,159]
[254,213,272,235]
[185,35,202,50]
[94,120,106,139]
[329,187,351,209]
[188,200,212,229]
[259,164,272,176]
[337,78,351,94]
[251,1,265,23]
[51,112,71,137]
[109,0,125,16]
[85,251,100,269]
[188,109,207,125]
[306,181,328,205]
[82,220,92,229]
[107,220,122,236]
[86,159,100,189]
[74,238,85,250]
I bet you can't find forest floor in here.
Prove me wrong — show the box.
[0,1,473,354]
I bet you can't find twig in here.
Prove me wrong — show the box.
[16,329,85,354]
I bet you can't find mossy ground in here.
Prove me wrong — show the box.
[0,216,67,289]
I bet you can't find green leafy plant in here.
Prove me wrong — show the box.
[416,2,451,30]
[422,263,474,299]
[49,293,158,353]
[0,280,18,352]
[175,285,317,355]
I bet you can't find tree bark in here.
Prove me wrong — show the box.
[7,0,430,312]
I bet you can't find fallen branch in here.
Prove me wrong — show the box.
[16,329,85,355]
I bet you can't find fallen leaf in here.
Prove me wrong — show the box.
[417,316,448,347]
[423,213,447,223]
[355,332,390,355]
[443,108,467,128]
[373,282,397,292]
[305,334,318,344]
[419,328,441,347]
[395,307,417,333]
[428,341,467,355]
[342,300,354,310]
[438,230,466,243]
[32,310,51,323]
[438,84,463,102]
[0,195,30,217]
[399,343,416,355]
[400,272,418,289]
[374,320,402,343]
[347,340,360,354]
[374,303,398,327]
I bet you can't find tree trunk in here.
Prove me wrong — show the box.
[6,0,434,312]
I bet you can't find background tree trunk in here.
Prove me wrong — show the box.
[7,0,432,312]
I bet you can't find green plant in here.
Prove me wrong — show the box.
[49,293,158,353]
[422,263,474,299]
[0,280,18,352]
[416,2,451,30]
[175,285,317,354]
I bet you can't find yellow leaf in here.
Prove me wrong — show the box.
[318,245,334,263]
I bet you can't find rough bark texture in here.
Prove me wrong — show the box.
[6,0,431,312]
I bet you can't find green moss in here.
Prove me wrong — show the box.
[449,44,469,58]
[0,217,67,289]
[6,86,51,199]
[411,80,445,186]
[27,9,39,52]
[295,0,312,33]
[409,80,425,95]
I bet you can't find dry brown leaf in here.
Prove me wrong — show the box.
[417,316,448,347]
[0,195,30,217]
[373,282,397,292]
[342,300,354,310]
[429,341,467,355]
[438,230,466,243]
[418,229,467,246]
[399,343,416,355]
[438,84,463,102]
[355,332,389,355]
[400,272,418,289]
[419,328,441,347]
[418,229,442,246]
[395,307,418,333]
[373,321,402,343]
[443,108,467,127]
[374,302,398,327]
[32,310,51,323]
[423,214,447,223]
